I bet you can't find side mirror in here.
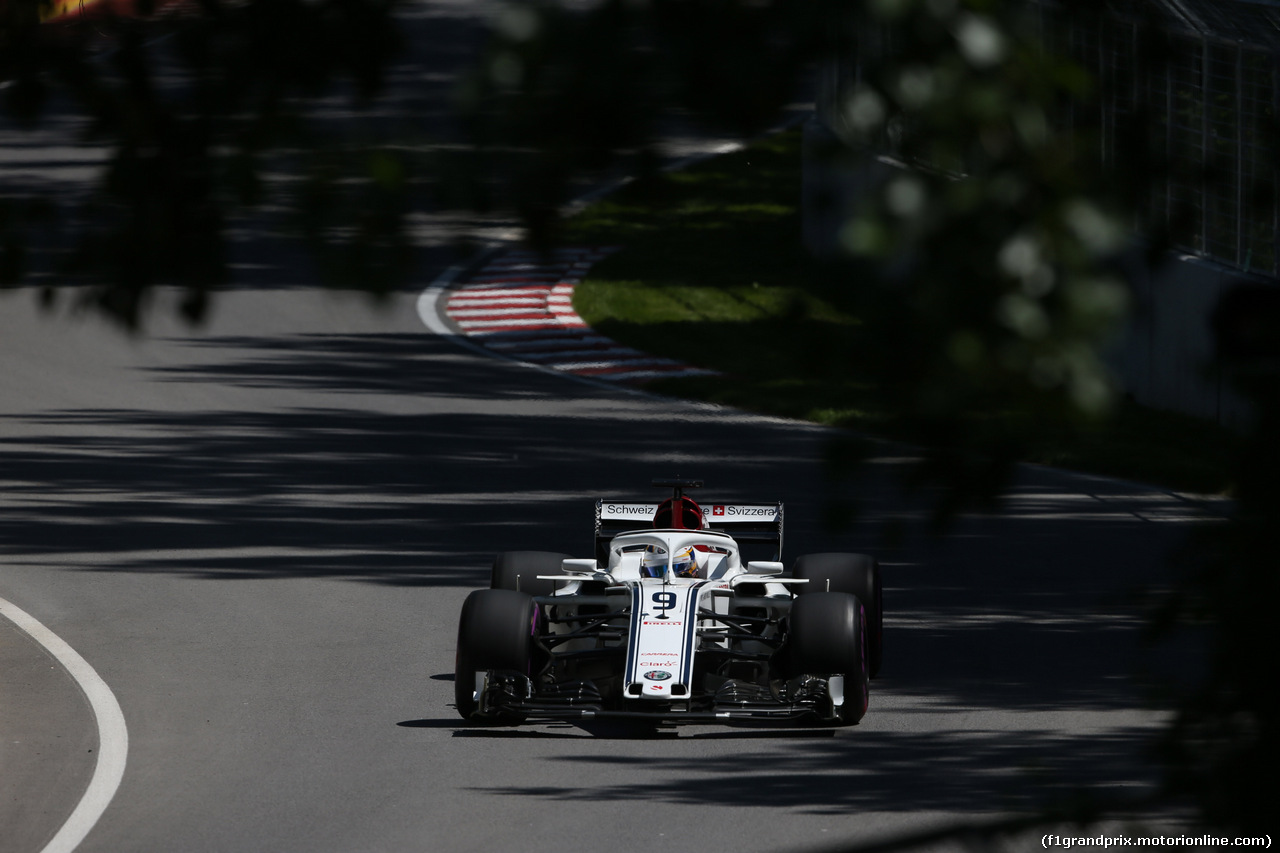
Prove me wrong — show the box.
[745,561,785,575]
[561,558,598,573]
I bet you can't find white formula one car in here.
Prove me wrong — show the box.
[454,480,883,726]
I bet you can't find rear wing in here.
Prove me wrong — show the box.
[594,499,785,561]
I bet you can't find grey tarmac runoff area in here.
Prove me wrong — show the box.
[0,280,1215,853]
[0,281,1220,853]
[1,3,1218,852]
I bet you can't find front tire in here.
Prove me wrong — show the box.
[791,553,883,677]
[454,588,539,724]
[787,592,869,725]
[490,551,571,597]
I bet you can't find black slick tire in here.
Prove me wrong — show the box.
[787,591,869,725]
[791,553,883,677]
[491,551,571,597]
[454,588,538,724]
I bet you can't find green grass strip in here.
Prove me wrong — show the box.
[563,130,1235,496]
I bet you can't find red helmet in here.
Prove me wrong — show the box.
[653,496,704,530]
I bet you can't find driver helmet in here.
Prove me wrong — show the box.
[641,545,698,578]
[653,497,704,530]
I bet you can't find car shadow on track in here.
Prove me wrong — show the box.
[412,674,843,738]
[399,717,839,740]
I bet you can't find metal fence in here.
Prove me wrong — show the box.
[822,0,1280,279]
[1072,0,1280,277]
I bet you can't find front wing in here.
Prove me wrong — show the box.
[466,584,850,724]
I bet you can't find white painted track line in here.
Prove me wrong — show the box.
[0,597,128,853]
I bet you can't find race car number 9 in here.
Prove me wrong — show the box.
[653,592,677,609]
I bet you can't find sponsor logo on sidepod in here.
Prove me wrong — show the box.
[643,671,673,681]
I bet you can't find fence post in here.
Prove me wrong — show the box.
[1201,36,1210,255]
[1237,45,1245,269]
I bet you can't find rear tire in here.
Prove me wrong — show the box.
[491,551,571,597]
[454,588,538,723]
[791,553,883,677]
[787,592,869,725]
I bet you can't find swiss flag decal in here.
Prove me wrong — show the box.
[712,505,725,516]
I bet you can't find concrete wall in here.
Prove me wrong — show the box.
[1112,252,1256,428]
[801,116,1265,429]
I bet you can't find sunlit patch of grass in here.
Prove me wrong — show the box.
[561,129,1236,495]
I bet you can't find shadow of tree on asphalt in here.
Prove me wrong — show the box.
[0,326,1201,826]
[463,724,1164,815]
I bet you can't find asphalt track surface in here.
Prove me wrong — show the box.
[1,3,1214,852]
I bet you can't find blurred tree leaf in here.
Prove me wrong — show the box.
[3,0,1278,835]
[1,0,403,328]
[457,0,1278,838]
[458,0,1135,517]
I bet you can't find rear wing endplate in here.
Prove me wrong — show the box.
[594,499,785,561]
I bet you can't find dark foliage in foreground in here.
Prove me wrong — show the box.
[2,0,1276,840]
[1,0,405,327]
